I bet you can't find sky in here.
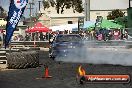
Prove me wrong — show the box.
[0,0,130,18]
[0,0,43,18]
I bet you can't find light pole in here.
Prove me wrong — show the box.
[38,1,42,12]
[27,1,34,27]
[85,0,90,21]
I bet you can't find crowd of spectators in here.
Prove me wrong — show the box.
[12,32,56,41]
[11,29,128,42]
[79,29,128,41]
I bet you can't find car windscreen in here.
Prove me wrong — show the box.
[56,35,82,42]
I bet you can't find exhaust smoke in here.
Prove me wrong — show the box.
[55,40,132,66]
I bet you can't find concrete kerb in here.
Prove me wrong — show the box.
[0,68,16,71]
[40,48,49,51]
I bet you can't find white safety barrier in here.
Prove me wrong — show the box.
[0,51,7,69]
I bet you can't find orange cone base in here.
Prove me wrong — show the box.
[42,76,52,78]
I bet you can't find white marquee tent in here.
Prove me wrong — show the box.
[49,20,95,31]
[49,23,78,31]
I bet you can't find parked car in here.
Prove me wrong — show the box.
[49,34,83,60]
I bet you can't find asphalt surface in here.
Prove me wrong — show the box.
[0,50,132,88]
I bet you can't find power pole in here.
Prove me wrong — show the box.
[36,7,38,17]
[85,0,90,21]
[26,2,34,26]
[38,1,41,12]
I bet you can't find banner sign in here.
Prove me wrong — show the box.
[5,0,28,48]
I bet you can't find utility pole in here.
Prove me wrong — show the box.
[26,2,34,27]
[36,7,38,17]
[38,1,42,12]
[85,0,90,21]
[86,3,88,21]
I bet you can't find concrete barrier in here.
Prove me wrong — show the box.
[0,51,7,69]
[125,41,132,49]
[84,40,126,48]
[11,41,49,48]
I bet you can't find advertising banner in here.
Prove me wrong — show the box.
[5,0,28,48]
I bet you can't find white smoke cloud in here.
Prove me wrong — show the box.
[55,41,132,66]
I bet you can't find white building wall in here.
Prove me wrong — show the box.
[84,0,129,20]
[51,17,79,26]
[90,0,129,10]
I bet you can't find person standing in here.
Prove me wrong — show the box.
[114,30,120,40]
[25,34,30,41]
[39,32,44,41]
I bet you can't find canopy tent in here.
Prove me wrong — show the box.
[49,23,78,31]
[88,19,123,29]
[71,21,96,31]
[25,27,34,32]
[25,22,51,33]
[26,27,51,33]
[34,22,43,27]
[50,21,95,32]
[49,25,65,31]
[83,21,95,28]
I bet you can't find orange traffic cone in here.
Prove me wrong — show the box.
[42,65,52,78]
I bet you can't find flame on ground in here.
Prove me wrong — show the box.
[78,65,86,76]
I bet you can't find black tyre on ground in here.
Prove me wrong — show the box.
[7,51,39,69]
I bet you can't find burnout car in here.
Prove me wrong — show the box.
[49,34,83,59]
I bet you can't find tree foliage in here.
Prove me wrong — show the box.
[107,9,125,20]
[42,0,83,14]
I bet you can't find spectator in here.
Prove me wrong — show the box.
[13,36,18,41]
[35,32,39,41]
[90,30,95,40]
[113,30,120,40]
[97,33,103,41]
[3,33,5,45]
[39,32,44,41]
[123,30,128,40]
[107,30,112,40]
[46,32,49,40]
[17,34,24,41]
[25,34,30,41]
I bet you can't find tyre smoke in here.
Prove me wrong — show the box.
[55,41,132,66]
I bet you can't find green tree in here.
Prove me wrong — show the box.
[107,9,125,20]
[42,0,83,14]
